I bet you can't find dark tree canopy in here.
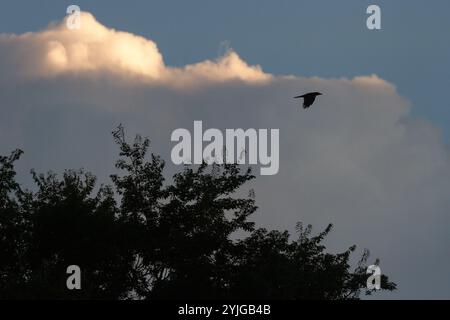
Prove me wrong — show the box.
[0,127,396,299]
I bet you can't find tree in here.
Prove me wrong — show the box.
[228,223,395,299]
[24,170,137,299]
[0,149,31,298]
[0,128,396,299]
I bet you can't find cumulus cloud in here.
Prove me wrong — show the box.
[0,12,270,85]
[1,12,450,298]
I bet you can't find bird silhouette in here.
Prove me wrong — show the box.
[294,92,322,109]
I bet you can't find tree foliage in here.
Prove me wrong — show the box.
[0,128,396,299]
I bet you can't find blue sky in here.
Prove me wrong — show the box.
[1,0,450,138]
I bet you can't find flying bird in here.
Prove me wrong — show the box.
[294,92,322,109]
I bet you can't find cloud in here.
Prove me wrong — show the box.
[0,12,270,86]
[1,12,450,298]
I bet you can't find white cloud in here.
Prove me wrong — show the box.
[1,12,450,298]
[0,12,270,86]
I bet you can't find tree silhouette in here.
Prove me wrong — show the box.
[0,127,396,299]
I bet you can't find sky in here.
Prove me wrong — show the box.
[1,0,450,138]
[1,1,450,299]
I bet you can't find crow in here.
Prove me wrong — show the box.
[294,92,322,109]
